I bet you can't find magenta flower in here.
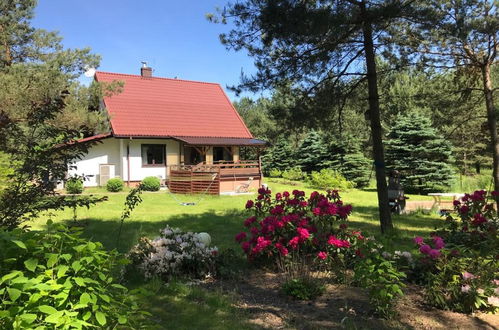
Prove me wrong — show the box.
[317,251,328,260]
[288,236,300,249]
[419,244,432,254]
[245,200,254,209]
[432,236,445,250]
[462,271,476,280]
[297,227,310,241]
[428,249,441,259]
[235,232,247,242]
[413,236,424,246]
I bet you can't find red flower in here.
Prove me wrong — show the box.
[245,200,254,209]
[317,251,328,260]
[283,191,290,198]
[235,232,247,242]
[288,236,300,249]
[244,216,257,227]
[312,207,321,216]
[472,213,487,226]
[241,241,250,253]
[275,242,289,256]
[297,227,310,240]
[327,235,350,248]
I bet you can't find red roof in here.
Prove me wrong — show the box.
[95,71,253,139]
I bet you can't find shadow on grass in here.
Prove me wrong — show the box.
[60,208,247,253]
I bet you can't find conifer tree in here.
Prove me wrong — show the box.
[327,138,371,188]
[297,131,327,173]
[385,112,454,194]
[262,138,296,174]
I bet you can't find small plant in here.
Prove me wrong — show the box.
[268,168,282,178]
[281,278,325,300]
[65,177,84,194]
[306,169,355,190]
[140,176,161,191]
[116,187,143,247]
[354,252,406,318]
[281,166,304,181]
[106,177,124,192]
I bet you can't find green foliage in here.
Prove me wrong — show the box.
[268,168,282,178]
[424,253,499,314]
[281,166,305,181]
[262,138,296,174]
[117,187,143,247]
[0,220,146,329]
[65,177,83,194]
[281,278,325,300]
[297,131,327,172]
[140,176,161,191]
[106,178,124,192]
[354,253,406,318]
[385,112,454,194]
[306,169,354,191]
[327,138,371,188]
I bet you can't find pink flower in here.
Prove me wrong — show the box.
[317,251,328,260]
[283,191,290,198]
[243,216,256,227]
[241,241,250,253]
[245,200,254,209]
[472,214,487,226]
[461,284,471,293]
[462,271,476,280]
[327,236,350,248]
[312,207,321,216]
[413,236,424,246]
[459,205,470,214]
[275,193,282,200]
[288,236,300,249]
[235,232,247,242]
[487,296,499,307]
[453,200,461,206]
[432,236,445,250]
[419,244,432,255]
[297,227,310,241]
[270,205,284,215]
[428,249,441,259]
[275,242,289,256]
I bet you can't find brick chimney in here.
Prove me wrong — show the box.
[140,62,152,78]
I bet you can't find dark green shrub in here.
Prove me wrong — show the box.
[0,221,147,329]
[140,176,161,191]
[281,278,325,300]
[65,177,83,194]
[106,177,124,192]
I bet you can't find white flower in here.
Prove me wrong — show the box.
[382,252,392,259]
[477,288,485,295]
[487,296,499,307]
[461,285,471,293]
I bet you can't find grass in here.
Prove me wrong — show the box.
[32,180,449,329]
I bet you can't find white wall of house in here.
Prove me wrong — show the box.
[68,138,121,187]
[69,137,181,187]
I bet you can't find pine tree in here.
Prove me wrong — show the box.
[327,138,371,188]
[385,112,454,194]
[297,131,327,173]
[262,138,296,174]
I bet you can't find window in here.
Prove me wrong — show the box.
[141,144,165,166]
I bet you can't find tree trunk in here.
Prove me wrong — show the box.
[360,1,393,234]
[481,63,499,209]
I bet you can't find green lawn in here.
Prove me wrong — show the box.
[32,180,446,329]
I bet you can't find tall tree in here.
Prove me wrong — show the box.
[397,0,498,196]
[211,0,424,233]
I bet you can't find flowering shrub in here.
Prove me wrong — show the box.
[409,191,499,313]
[127,226,218,281]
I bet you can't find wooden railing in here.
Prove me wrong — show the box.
[168,161,261,194]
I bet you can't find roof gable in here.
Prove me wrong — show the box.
[95,71,253,139]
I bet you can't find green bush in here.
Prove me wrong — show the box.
[65,177,83,194]
[281,166,304,181]
[268,168,282,178]
[106,177,124,192]
[0,221,147,329]
[281,278,325,300]
[140,176,161,191]
[306,169,354,190]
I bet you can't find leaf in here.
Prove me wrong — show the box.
[1,271,21,283]
[57,265,69,278]
[46,254,58,268]
[111,284,127,290]
[74,277,86,287]
[39,305,58,314]
[71,261,82,272]
[24,258,38,272]
[45,310,64,324]
[82,311,91,321]
[19,313,37,324]
[11,240,27,249]
[7,288,21,302]
[95,311,107,326]
[79,292,92,305]
[118,316,127,324]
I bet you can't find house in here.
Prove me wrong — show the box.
[69,65,266,194]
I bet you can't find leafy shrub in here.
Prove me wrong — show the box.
[268,168,282,178]
[127,225,218,281]
[281,278,325,300]
[106,177,124,192]
[281,166,304,181]
[0,220,146,329]
[409,190,499,313]
[140,176,161,191]
[306,169,355,190]
[65,177,83,194]
[354,251,406,318]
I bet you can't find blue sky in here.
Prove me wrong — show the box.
[33,0,260,99]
